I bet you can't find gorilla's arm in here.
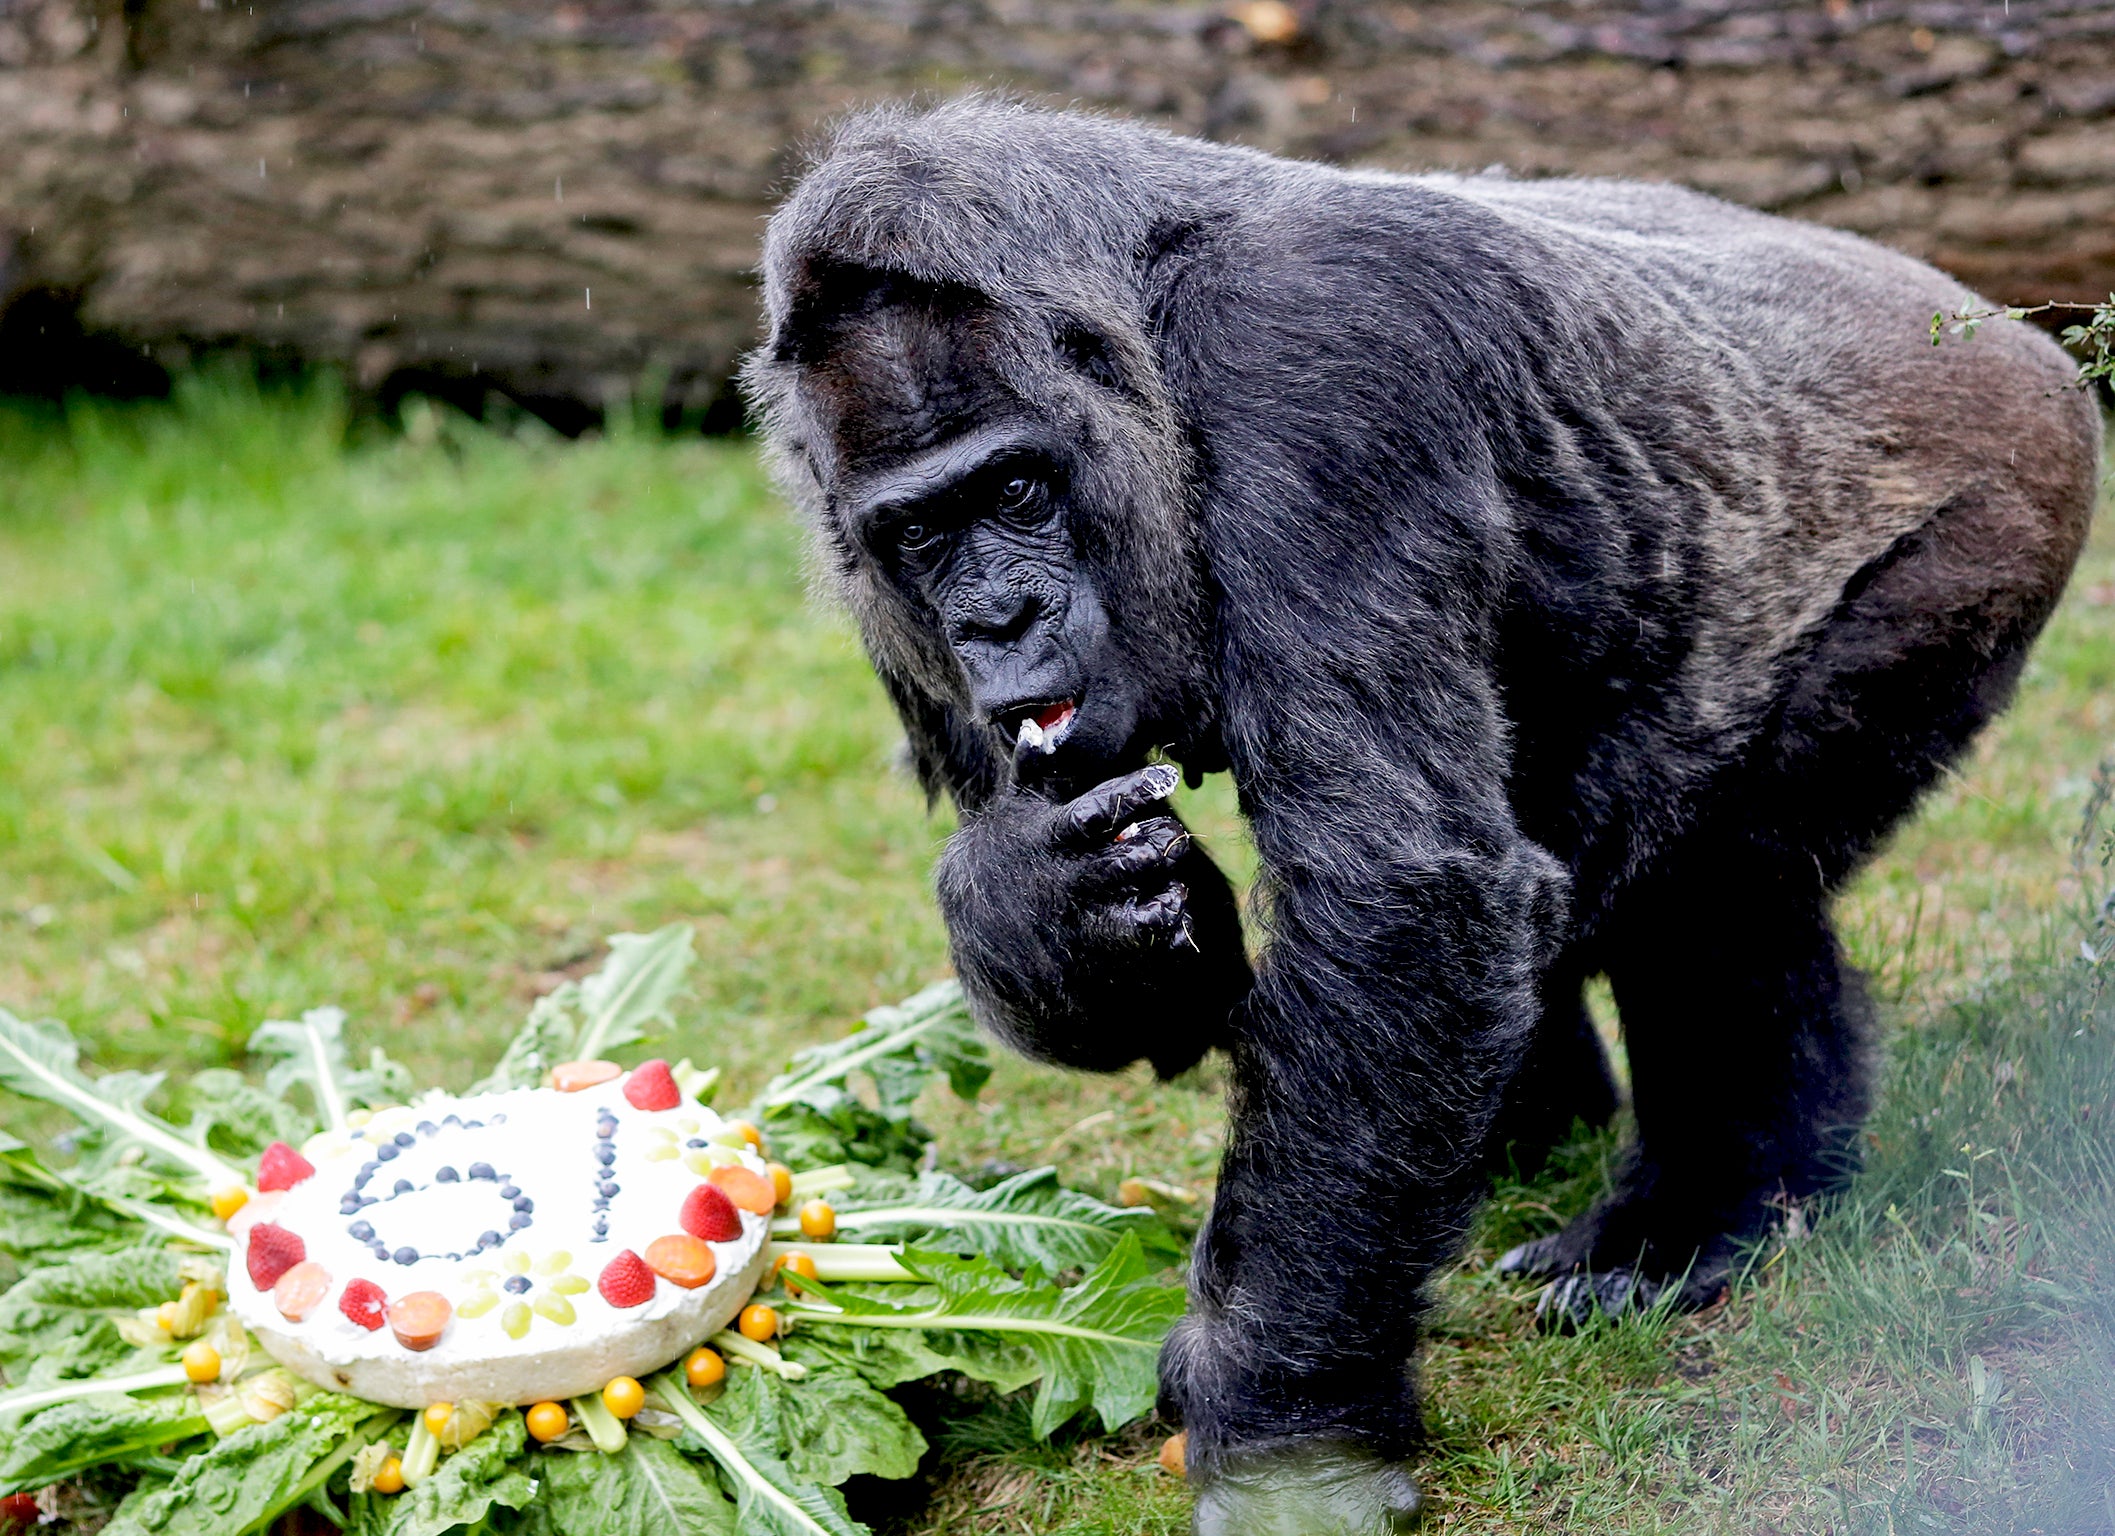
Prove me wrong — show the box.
[936,765,1253,1079]
[1153,215,1562,1515]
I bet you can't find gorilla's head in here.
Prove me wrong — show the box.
[743,102,1223,808]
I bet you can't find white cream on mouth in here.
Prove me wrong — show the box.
[1016,701,1078,755]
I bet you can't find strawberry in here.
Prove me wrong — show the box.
[597,1249,656,1309]
[245,1222,306,1290]
[339,1276,388,1332]
[255,1141,316,1192]
[622,1059,681,1112]
[679,1182,742,1243]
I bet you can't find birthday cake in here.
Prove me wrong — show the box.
[224,1059,775,1409]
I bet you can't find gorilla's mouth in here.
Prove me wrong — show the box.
[1003,699,1078,756]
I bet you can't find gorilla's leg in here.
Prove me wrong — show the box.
[1503,870,1871,1317]
[1505,484,2087,1323]
[1485,964,1619,1175]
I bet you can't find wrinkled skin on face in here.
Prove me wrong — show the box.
[838,420,1145,791]
[792,273,1210,799]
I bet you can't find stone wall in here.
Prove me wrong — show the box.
[2,0,2110,419]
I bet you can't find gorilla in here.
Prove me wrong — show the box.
[744,100,2100,1532]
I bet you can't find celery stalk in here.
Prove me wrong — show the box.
[709,1329,807,1379]
[786,1164,856,1199]
[763,1241,914,1282]
[570,1390,629,1453]
[0,1363,191,1416]
[399,1416,440,1486]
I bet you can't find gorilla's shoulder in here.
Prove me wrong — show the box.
[773,99,1912,292]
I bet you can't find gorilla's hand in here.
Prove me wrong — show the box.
[936,763,1250,1075]
[1191,1443,1421,1535]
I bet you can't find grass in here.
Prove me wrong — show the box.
[0,373,2109,1534]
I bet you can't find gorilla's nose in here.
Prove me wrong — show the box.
[949,586,1043,646]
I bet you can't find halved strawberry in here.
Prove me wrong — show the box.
[255,1141,316,1192]
[679,1182,742,1243]
[623,1059,681,1112]
[245,1222,306,1290]
[339,1276,388,1332]
[597,1249,656,1309]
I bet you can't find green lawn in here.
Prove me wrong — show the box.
[1,375,2109,1534]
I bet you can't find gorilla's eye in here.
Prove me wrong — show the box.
[998,476,1037,510]
[898,522,937,552]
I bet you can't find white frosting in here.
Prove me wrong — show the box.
[228,1076,770,1407]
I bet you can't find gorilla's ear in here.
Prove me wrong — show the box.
[1135,215,1224,338]
[876,659,1007,816]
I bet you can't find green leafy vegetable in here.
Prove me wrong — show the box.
[101,1395,391,1536]
[0,1246,182,1391]
[523,1437,735,1536]
[178,1069,315,1164]
[784,1166,1183,1272]
[357,1411,535,1536]
[0,1392,210,1494]
[0,1011,244,1191]
[782,1316,1040,1396]
[475,925,696,1093]
[748,981,989,1173]
[754,1089,932,1175]
[0,1134,135,1261]
[758,981,988,1114]
[77,1189,231,1254]
[248,1007,412,1138]
[786,1235,1183,1437]
[708,1362,925,1486]
[650,1373,869,1536]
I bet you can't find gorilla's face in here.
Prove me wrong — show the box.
[783,282,1206,798]
[840,429,1140,787]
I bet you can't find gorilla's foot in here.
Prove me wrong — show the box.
[1529,1261,1733,1330]
[1495,1215,1733,1331]
[1532,1268,1666,1328]
[1192,1443,1421,1536]
[1492,1230,1573,1279]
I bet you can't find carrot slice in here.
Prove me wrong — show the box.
[272,1260,332,1322]
[707,1165,777,1216]
[387,1290,453,1352]
[644,1233,717,1289]
[549,1060,622,1092]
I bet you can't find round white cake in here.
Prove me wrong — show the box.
[225,1063,773,1408]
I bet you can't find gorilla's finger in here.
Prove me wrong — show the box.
[1089,836,1186,883]
[1114,814,1185,851]
[1082,882,1189,947]
[1061,763,1180,843]
[1129,883,1189,934]
[1078,830,1193,896]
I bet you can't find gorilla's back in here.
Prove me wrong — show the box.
[1368,167,2098,887]
[758,100,2100,886]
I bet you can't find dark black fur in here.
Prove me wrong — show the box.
[745,100,2099,1523]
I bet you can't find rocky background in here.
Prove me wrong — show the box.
[2,0,2111,423]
